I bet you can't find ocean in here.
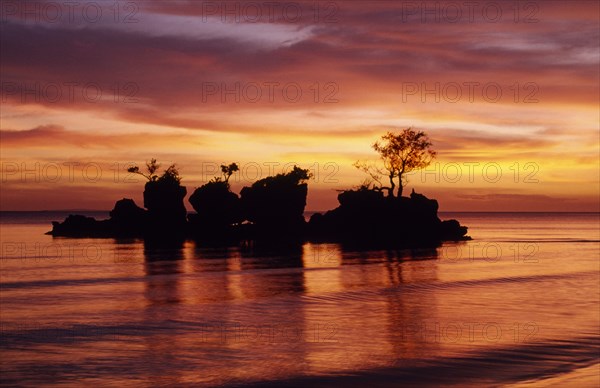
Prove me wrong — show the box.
[1,212,599,387]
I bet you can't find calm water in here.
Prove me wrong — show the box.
[1,212,599,387]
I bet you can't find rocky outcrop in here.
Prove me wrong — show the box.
[50,215,112,237]
[308,188,469,246]
[109,198,147,237]
[143,180,187,237]
[188,181,242,241]
[49,198,147,237]
[49,168,469,248]
[239,168,309,240]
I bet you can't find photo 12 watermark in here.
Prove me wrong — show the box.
[200,82,339,104]
[1,162,139,184]
[439,242,539,263]
[401,82,539,104]
[1,1,140,24]
[1,241,108,265]
[397,2,540,24]
[407,162,540,185]
[399,320,539,343]
[1,81,140,104]
[198,161,340,184]
[196,1,340,23]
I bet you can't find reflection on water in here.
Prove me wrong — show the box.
[1,213,599,386]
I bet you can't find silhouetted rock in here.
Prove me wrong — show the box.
[308,188,469,246]
[440,219,469,241]
[49,215,112,237]
[109,198,147,237]
[239,167,310,240]
[143,180,187,237]
[188,180,242,235]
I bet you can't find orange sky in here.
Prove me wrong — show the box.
[1,0,599,211]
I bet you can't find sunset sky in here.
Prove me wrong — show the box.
[1,0,598,211]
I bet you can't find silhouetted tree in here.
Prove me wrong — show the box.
[159,164,182,184]
[220,163,239,183]
[128,159,181,184]
[355,128,435,197]
[128,159,159,181]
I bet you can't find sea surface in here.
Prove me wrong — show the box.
[1,212,599,387]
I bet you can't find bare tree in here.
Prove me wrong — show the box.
[355,128,436,197]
